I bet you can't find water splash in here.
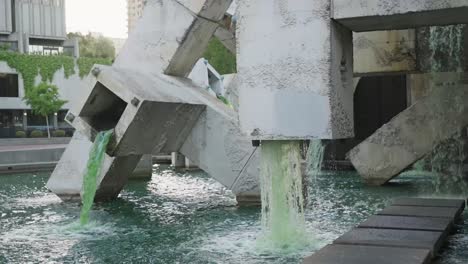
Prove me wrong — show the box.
[257,141,309,253]
[80,130,113,225]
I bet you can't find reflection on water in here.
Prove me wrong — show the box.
[0,166,467,263]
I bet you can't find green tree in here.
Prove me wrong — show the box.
[203,38,236,74]
[23,83,67,138]
[68,32,116,59]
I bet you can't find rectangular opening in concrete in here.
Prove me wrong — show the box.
[79,82,127,131]
[0,73,19,97]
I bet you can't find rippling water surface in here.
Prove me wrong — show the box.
[0,166,467,263]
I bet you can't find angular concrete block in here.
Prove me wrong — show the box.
[114,0,232,77]
[237,0,354,140]
[176,0,232,20]
[378,206,461,219]
[354,30,416,75]
[130,154,153,180]
[333,0,468,31]
[46,132,142,201]
[180,104,260,197]
[393,198,465,209]
[334,228,445,254]
[359,215,452,232]
[349,73,468,185]
[73,66,206,156]
[214,26,236,54]
[303,244,430,264]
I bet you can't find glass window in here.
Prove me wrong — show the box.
[0,73,19,97]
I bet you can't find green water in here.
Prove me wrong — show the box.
[80,130,113,225]
[0,167,467,263]
[257,141,308,253]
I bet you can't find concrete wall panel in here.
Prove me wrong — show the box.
[354,30,417,75]
[0,0,12,34]
[333,0,468,31]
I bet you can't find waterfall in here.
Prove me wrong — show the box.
[306,140,325,203]
[424,25,467,194]
[257,141,308,252]
[307,140,325,175]
[80,130,113,225]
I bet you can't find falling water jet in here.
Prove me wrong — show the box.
[80,130,113,225]
[424,25,468,195]
[306,140,326,205]
[256,140,309,253]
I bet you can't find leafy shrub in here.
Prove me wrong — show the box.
[52,130,66,137]
[30,130,44,138]
[15,131,26,138]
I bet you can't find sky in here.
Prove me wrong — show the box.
[66,0,128,39]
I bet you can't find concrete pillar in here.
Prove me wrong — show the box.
[237,0,354,140]
[171,152,185,169]
[349,72,468,185]
[130,154,153,179]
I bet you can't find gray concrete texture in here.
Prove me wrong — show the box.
[237,0,354,140]
[303,244,430,264]
[378,205,462,219]
[333,0,468,32]
[114,0,232,77]
[358,215,453,232]
[334,228,445,255]
[349,72,468,185]
[304,197,464,262]
[48,0,260,202]
[46,132,150,201]
[393,197,466,209]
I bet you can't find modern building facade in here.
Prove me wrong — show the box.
[0,0,80,138]
[127,0,145,34]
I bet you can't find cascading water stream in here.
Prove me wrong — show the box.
[80,130,113,225]
[420,25,468,194]
[257,141,309,253]
[306,140,326,204]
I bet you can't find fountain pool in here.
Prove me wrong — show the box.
[0,166,467,263]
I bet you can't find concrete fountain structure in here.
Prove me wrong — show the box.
[47,0,260,203]
[47,0,468,209]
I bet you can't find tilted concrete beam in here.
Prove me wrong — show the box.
[46,132,143,201]
[180,100,260,199]
[74,66,206,156]
[349,72,468,185]
[114,0,232,77]
[333,0,468,32]
[214,26,236,54]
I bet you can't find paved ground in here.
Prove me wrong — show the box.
[0,144,68,152]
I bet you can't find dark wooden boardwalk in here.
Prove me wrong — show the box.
[303,198,465,264]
